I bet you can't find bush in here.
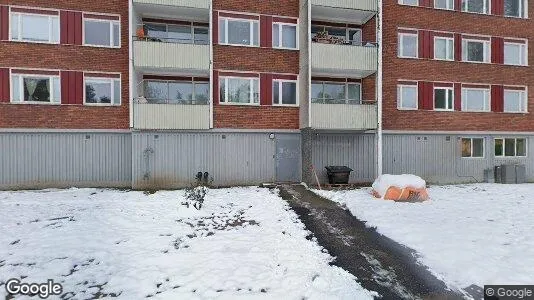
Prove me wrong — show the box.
[182,172,213,210]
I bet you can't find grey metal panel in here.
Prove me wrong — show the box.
[311,133,376,184]
[133,0,209,9]
[310,103,377,130]
[0,132,131,190]
[132,132,280,189]
[311,43,377,77]
[133,104,210,130]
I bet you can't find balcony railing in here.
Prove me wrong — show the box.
[311,0,377,13]
[133,39,209,72]
[311,42,377,77]
[310,102,377,130]
[133,99,210,130]
[133,0,209,10]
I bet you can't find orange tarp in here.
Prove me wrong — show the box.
[373,186,429,202]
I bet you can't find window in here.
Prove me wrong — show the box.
[85,77,121,105]
[311,25,362,45]
[11,74,60,103]
[311,82,361,104]
[462,0,490,14]
[398,33,418,58]
[272,23,297,49]
[434,37,454,60]
[504,0,526,17]
[462,138,485,158]
[504,89,527,112]
[84,18,120,47]
[142,23,209,44]
[397,85,418,110]
[219,77,259,104]
[462,87,490,111]
[10,12,59,43]
[273,80,297,105]
[504,42,527,66]
[219,17,259,47]
[434,87,454,110]
[495,138,527,157]
[435,0,454,9]
[462,39,490,63]
[144,80,209,104]
[398,0,419,5]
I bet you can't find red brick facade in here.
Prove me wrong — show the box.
[383,2,534,132]
[0,0,129,129]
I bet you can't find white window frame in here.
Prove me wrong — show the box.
[272,22,298,50]
[462,0,491,14]
[462,38,490,63]
[10,72,61,104]
[503,88,528,113]
[433,86,454,111]
[9,11,60,44]
[219,17,259,47]
[461,87,490,112]
[434,36,454,61]
[397,84,418,110]
[219,76,260,105]
[398,32,419,58]
[504,0,528,18]
[398,0,420,6]
[82,17,121,48]
[83,76,121,106]
[504,41,527,66]
[273,79,298,106]
[494,138,528,157]
[461,137,485,158]
[434,0,455,10]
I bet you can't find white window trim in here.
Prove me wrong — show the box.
[504,41,528,66]
[83,76,121,106]
[398,0,420,6]
[503,0,528,18]
[461,137,486,158]
[9,11,60,44]
[433,86,454,111]
[219,76,260,106]
[434,0,455,10]
[273,79,299,106]
[397,84,418,110]
[462,0,491,15]
[398,32,419,59]
[461,87,491,112]
[503,88,528,113]
[82,17,121,48]
[494,138,528,157]
[462,38,491,63]
[219,17,259,48]
[272,22,299,50]
[10,72,61,104]
[434,36,454,61]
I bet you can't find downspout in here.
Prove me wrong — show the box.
[209,0,214,129]
[128,0,134,129]
[307,0,312,128]
[376,0,384,176]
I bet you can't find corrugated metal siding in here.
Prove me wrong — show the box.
[0,133,131,190]
[311,0,377,12]
[133,41,210,71]
[311,133,376,184]
[133,0,209,9]
[132,132,277,189]
[310,103,377,130]
[383,134,534,184]
[311,43,377,77]
[133,104,210,130]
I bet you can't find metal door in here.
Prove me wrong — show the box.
[275,134,301,182]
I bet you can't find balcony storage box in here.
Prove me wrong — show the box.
[325,166,353,184]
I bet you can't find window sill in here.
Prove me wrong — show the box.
[9,101,61,105]
[272,46,299,51]
[272,104,299,107]
[6,40,60,46]
[84,103,122,107]
[83,43,121,49]
[218,102,260,106]
[397,108,418,111]
[217,43,260,48]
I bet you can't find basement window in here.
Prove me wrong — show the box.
[461,138,485,158]
[495,138,527,157]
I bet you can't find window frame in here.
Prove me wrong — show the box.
[272,79,298,106]
[462,0,491,14]
[219,76,260,105]
[434,0,455,10]
[9,11,60,44]
[434,36,454,61]
[503,41,527,66]
[462,38,491,63]
[272,22,298,50]
[461,87,491,112]
[503,88,528,113]
[461,137,485,158]
[398,32,419,59]
[494,138,528,157]
[433,86,454,111]
[10,72,61,104]
[82,17,121,48]
[142,21,209,44]
[83,76,122,106]
[143,79,209,104]
[397,84,419,110]
[218,17,260,47]
[398,0,420,6]
[504,0,527,18]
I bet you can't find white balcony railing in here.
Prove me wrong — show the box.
[133,40,209,72]
[133,102,210,130]
[310,103,377,130]
[311,42,377,77]
[133,0,209,9]
[311,0,377,12]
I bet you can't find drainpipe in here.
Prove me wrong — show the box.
[128,0,134,129]
[209,0,214,129]
[376,0,384,176]
[307,0,312,128]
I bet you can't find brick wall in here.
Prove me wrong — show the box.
[213,0,299,17]
[0,0,129,129]
[214,106,299,129]
[383,2,534,132]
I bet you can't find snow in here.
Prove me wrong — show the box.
[315,184,534,296]
[0,187,376,300]
[371,174,426,198]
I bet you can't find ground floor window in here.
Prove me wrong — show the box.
[11,74,60,103]
[504,89,527,113]
[495,138,527,157]
[461,137,485,158]
[144,80,209,104]
[434,87,454,110]
[219,76,260,104]
[461,87,490,112]
[273,80,297,105]
[85,77,121,105]
[397,84,417,110]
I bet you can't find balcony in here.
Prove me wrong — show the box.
[133,40,209,73]
[133,0,209,17]
[310,102,377,130]
[133,102,210,130]
[311,42,377,78]
[311,0,376,24]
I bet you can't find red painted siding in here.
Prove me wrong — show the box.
[61,11,82,45]
[418,30,433,59]
[0,5,8,41]
[454,83,462,111]
[260,15,273,48]
[491,85,504,112]
[260,73,272,105]
[491,37,504,64]
[418,81,433,110]
[212,12,218,45]
[491,0,504,15]
[454,0,462,11]
[61,71,83,105]
[454,33,462,61]
[213,70,219,105]
[0,68,9,103]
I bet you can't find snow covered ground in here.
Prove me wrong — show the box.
[316,184,534,297]
[0,187,376,299]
